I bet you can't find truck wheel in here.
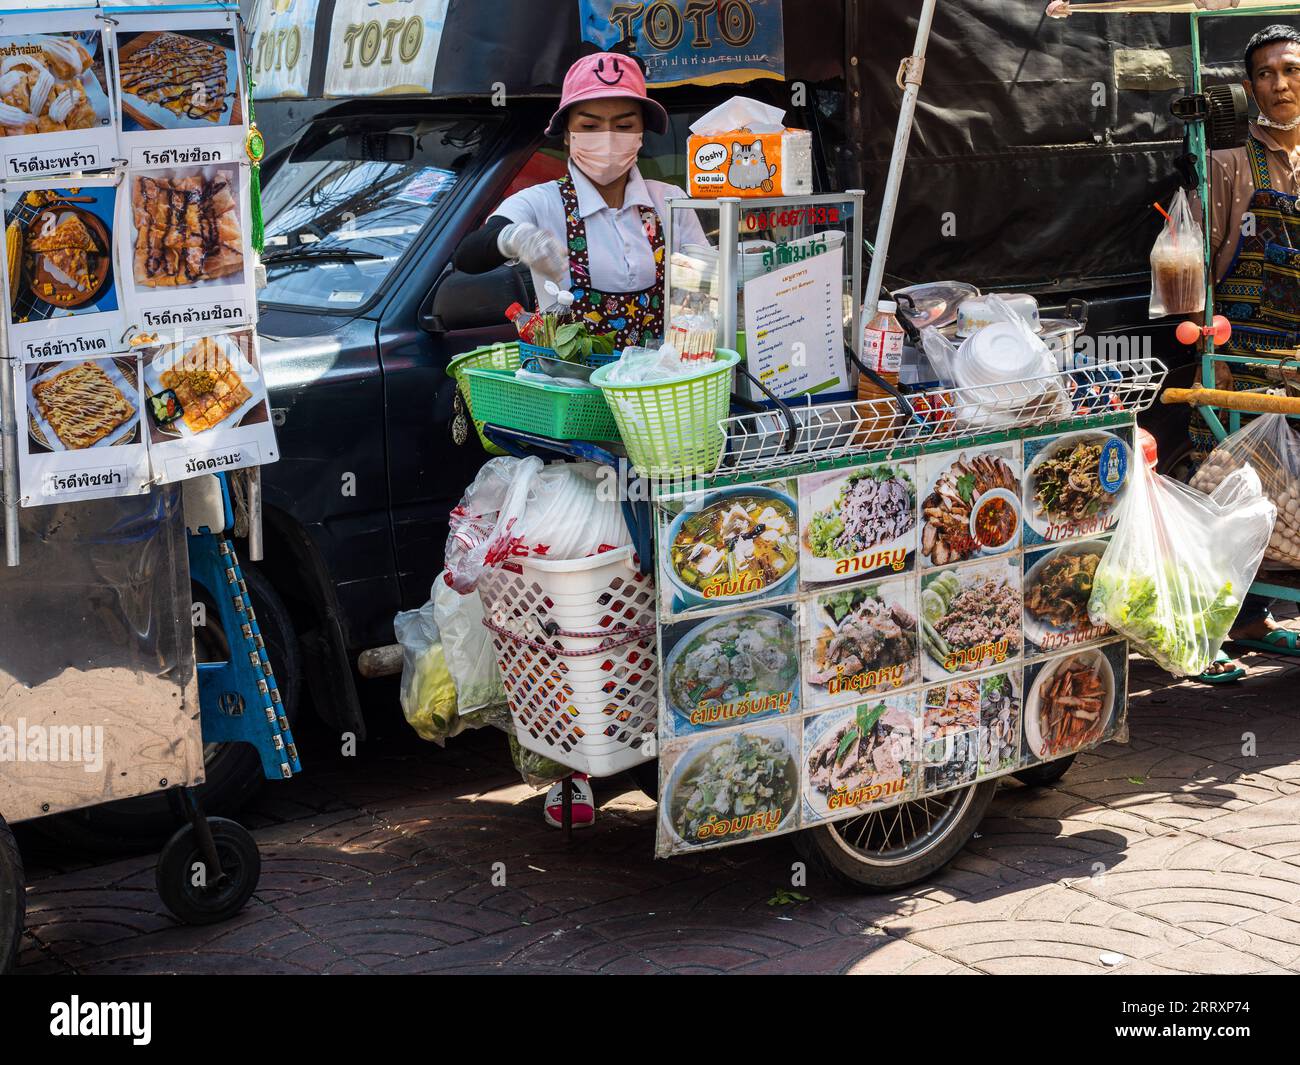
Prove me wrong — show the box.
[156,817,260,925]
[0,815,24,974]
[793,780,999,892]
[1013,755,1075,788]
[30,566,300,854]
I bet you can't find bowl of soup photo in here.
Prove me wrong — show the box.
[969,488,1020,554]
[666,486,799,608]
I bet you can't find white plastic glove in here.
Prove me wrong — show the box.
[498,222,566,283]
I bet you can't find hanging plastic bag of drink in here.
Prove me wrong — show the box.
[1149,188,1206,318]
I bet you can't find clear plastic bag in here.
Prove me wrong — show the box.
[444,457,630,592]
[1088,456,1276,676]
[432,573,505,719]
[393,602,461,744]
[1189,413,1300,567]
[1149,187,1206,318]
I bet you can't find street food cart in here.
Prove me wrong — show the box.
[0,0,293,972]
[461,0,1169,883]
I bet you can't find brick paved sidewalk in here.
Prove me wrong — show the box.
[14,651,1300,975]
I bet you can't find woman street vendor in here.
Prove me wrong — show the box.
[1196,24,1300,678]
[454,50,707,826]
[454,49,707,350]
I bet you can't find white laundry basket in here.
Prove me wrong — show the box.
[478,546,658,777]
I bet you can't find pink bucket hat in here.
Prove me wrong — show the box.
[545,52,669,137]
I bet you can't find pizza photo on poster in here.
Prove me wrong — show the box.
[113,10,245,152]
[1020,640,1128,767]
[15,353,150,505]
[656,480,799,619]
[2,178,125,360]
[122,161,253,332]
[659,604,800,740]
[139,328,278,483]
[0,12,117,179]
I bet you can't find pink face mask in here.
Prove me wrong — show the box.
[568,130,643,186]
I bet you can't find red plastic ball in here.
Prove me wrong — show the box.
[1175,320,1202,345]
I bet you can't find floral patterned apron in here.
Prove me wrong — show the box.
[1190,137,1300,463]
[557,175,665,349]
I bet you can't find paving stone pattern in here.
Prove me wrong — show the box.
[15,650,1300,975]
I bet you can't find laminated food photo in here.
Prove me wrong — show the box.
[116,27,242,132]
[3,182,118,324]
[0,30,112,138]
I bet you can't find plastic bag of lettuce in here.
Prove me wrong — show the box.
[1087,452,1275,676]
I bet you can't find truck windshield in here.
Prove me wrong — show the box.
[259,117,493,312]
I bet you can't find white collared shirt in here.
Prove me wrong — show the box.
[495,162,709,308]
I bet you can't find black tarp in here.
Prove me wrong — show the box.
[848,1,1277,292]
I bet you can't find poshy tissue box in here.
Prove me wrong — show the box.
[685,96,813,198]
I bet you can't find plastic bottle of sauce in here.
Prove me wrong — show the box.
[856,299,904,447]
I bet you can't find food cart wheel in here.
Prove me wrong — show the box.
[793,780,998,892]
[0,814,24,974]
[1012,755,1076,789]
[156,816,261,925]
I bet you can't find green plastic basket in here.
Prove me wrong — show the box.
[447,342,522,455]
[464,368,621,443]
[590,349,740,477]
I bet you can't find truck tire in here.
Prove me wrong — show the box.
[0,815,24,974]
[793,779,999,892]
[30,566,300,854]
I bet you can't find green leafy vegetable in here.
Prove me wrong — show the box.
[956,471,976,505]
[1088,561,1240,676]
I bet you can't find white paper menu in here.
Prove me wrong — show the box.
[742,247,846,400]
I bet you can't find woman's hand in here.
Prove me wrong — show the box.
[498,222,567,283]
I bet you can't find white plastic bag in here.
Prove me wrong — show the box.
[432,573,504,718]
[1190,413,1300,566]
[1149,187,1206,318]
[445,457,631,591]
[394,602,461,744]
[1088,455,1275,676]
[604,342,692,384]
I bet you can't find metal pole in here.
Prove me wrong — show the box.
[718,197,739,351]
[0,328,19,567]
[849,189,865,358]
[246,467,263,561]
[862,0,940,323]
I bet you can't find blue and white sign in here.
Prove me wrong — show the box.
[579,0,785,87]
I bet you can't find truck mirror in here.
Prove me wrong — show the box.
[421,264,530,333]
[344,132,416,163]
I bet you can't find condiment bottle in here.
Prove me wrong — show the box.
[856,300,905,447]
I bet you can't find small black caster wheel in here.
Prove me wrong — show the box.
[156,817,260,925]
[0,814,24,974]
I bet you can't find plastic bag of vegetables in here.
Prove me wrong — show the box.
[1088,453,1275,676]
[394,602,462,744]
[1189,414,1300,567]
[432,573,505,721]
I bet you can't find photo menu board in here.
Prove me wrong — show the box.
[653,421,1135,858]
[0,2,274,506]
